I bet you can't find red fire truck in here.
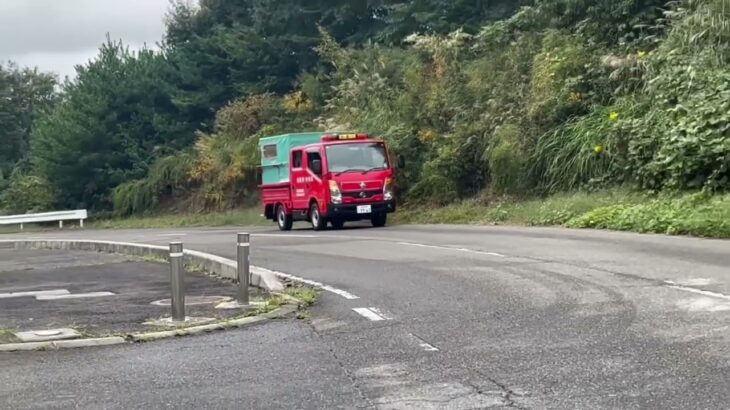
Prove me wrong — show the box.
[259,132,401,231]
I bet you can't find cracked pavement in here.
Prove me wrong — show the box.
[1,224,729,409]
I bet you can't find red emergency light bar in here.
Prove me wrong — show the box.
[321,133,370,142]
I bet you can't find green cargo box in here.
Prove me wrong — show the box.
[259,132,326,185]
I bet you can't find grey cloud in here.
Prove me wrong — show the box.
[0,0,171,57]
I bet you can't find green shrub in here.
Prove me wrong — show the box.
[628,65,730,191]
[527,31,592,127]
[113,153,193,216]
[567,193,730,237]
[0,174,55,214]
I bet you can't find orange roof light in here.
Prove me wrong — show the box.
[321,133,370,142]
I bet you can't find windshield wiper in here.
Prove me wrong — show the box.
[335,168,365,176]
[361,167,384,174]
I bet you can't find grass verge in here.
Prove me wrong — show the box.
[394,190,730,238]
[90,208,267,230]
[283,287,319,306]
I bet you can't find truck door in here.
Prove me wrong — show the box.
[304,149,325,209]
[290,149,308,211]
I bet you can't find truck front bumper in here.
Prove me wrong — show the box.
[327,200,396,220]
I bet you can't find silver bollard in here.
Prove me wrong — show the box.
[169,242,186,321]
[237,233,250,305]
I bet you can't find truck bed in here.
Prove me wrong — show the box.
[261,182,291,203]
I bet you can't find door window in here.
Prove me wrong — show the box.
[307,151,323,177]
[292,150,303,168]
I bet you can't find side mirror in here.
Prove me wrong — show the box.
[311,159,322,176]
[397,154,405,169]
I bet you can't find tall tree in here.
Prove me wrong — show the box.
[162,0,390,131]
[31,41,195,209]
[377,0,524,42]
[0,63,57,178]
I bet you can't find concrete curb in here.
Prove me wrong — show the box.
[0,304,299,352]
[0,239,284,292]
[0,337,127,352]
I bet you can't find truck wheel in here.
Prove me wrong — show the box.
[310,202,327,231]
[330,219,345,230]
[371,212,387,228]
[277,204,293,231]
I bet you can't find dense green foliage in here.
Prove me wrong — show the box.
[2,0,730,229]
[0,64,57,190]
[30,41,196,210]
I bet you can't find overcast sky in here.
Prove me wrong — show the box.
[0,0,174,79]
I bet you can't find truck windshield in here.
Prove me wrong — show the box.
[325,143,389,173]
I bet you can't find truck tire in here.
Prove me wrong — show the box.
[277,204,293,231]
[310,202,327,231]
[371,212,387,228]
[330,219,345,230]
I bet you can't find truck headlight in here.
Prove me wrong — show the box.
[383,177,394,201]
[329,180,342,204]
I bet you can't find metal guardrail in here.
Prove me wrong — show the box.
[0,210,88,230]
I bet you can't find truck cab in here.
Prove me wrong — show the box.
[259,132,399,231]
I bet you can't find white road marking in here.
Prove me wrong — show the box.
[368,307,394,320]
[397,242,505,257]
[409,333,439,352]
[663,281,730,301]
[676,278,713,287]
[255,266,359,299]
[353,307,388,321]
[36,291,116,300]
[0,289,70,299]
[252,233,319,238]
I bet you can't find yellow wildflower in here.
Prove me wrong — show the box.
[568,92,583,104]
[594,145,605,155]
[637,50,648,59]
[609,112,620,122]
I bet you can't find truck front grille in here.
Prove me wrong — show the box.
[342,190,381,199]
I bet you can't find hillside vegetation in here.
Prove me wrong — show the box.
[1,0,730,236]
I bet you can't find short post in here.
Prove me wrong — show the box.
[237,233,250,305]
[169,242,186,321]
[80,219,84,228]
[19,223,23,231]
[59,220,63,229]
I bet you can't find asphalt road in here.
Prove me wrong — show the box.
[1,223,729,409]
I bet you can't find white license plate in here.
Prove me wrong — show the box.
[356,205,372,214]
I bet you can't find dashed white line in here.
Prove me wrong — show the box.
[353,307,388,321]
[663,281,730,301]
[252,233,319,239]
[409,333,439,352]
[368,307,394,320]
[419,342,439,352]
[397,242,505,257]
